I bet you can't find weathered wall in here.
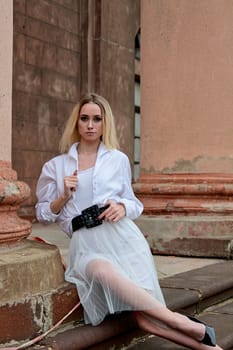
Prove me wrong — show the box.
[12,0,139,218]
[80,0,140,159]
[135,0,233,257]
[141,0,233,174]
[12,0,80,217]
[100,0,140,155]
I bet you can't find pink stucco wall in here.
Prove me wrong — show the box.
[0,0,13,162]
[141,0,233,174]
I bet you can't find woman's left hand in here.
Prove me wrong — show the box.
[99,200,126,222]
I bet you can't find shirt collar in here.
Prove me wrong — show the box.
[67,142,109,160]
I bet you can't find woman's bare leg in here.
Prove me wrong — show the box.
[86,260,223,349]
[134,312,223,350]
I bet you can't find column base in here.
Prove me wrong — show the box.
[0,160,31,244]
[0,240,82,346]
[134,173,233,258]
[135,215,233,258]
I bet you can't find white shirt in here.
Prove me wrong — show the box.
[35,142,143,236]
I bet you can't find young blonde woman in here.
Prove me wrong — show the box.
[36,93,222,350]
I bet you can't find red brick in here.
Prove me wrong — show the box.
[27,0,78,34]
[42,71,78,102]
[14,0,26,14]
[0,301,39,343]
[38,124,61,152]
[14,12,27,34]
[57,48,79,77]
[56,29,80,52]
[56,100,76,126]
[29,95,57,125]
[13,150,51,180]
[25,16,80,52]
[53,0,79,12]
[12,119,38,151]
[13,119,61,153]
[0,283,81,344]
[12,91,30,120]
[14,62,41,94]
[25,37,57,70]
[55,4,79,33]
[52,283,83,324]
[26,17,58,44]
[27,0,55,25]
[13,33,25,63]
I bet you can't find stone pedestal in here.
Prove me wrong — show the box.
[0,161,31,244]
[0,161,81,347]
[0,240,82,346]
[134,173,233,257]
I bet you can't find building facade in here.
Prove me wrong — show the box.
[12,0,140,218]
[2,0,233,256]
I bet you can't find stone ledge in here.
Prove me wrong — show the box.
[41,313,139,350]
[160,261,233,303]
[135,215,233,258]
[23,261,233,349]
[0,240,65,302]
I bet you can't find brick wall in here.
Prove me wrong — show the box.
[12,0,140,220]
[12,0,81,219]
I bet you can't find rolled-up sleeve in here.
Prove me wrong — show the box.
[119,155,143,219]
[35,161,60,224]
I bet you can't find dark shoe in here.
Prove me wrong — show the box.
[187,315,216,347]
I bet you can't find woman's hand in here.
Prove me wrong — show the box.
[50,170,78,214]
[63,170,78,200]
[99,200,126,223]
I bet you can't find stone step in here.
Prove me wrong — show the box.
[33,260,233,350]
[124,299,233,349]
[88,261,233,350]
[135,215,233,258]
[160,260,233,313]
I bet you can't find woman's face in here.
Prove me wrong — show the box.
[77,102,103,143]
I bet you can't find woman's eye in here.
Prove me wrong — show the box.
[93,116,102,122]
[80,116,88,122]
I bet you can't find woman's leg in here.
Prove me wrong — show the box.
[134,312,223,350]
[86,259,223,349]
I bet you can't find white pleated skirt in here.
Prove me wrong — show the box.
[65,217,165,326]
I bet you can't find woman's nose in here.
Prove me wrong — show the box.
[87,120,93,128]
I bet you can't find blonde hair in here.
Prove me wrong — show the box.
[59,93,119,153]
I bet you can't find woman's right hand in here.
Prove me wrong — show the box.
[63,170,78,200]
[50,170,78,215]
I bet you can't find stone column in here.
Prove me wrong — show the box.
[0,4,80,346]
[0,0,31,244]
[135,0,233,258]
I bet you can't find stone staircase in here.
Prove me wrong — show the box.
[88,260,233,350]
[29,260,233,350]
